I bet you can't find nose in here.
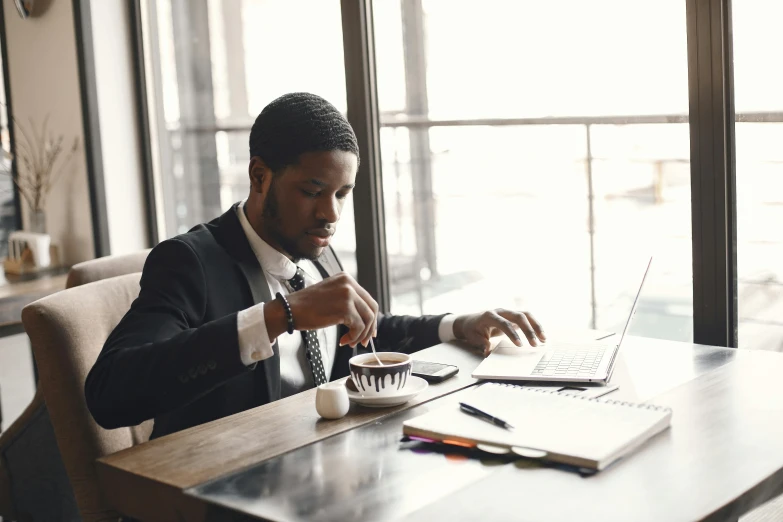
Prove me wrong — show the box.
[315,195,341,223]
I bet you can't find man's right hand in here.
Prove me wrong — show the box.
[265,272,379,348]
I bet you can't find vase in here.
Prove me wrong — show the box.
[28,209,46,234]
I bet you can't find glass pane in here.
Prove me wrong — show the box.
[141,0,356,275]
[374,0,692,341]
[0,48,16,258]
[733,1,783,351]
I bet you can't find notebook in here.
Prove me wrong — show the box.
[402,383,672,471]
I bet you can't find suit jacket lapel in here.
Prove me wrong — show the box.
[236,259,281,401]
[214,203,281,401]
[315,246,344,275]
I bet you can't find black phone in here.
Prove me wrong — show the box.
[411,360,459,383]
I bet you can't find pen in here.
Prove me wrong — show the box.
[459,402,515,430]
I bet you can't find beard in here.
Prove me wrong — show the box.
[262,178,318,262]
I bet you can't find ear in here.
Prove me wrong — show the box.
[249,156,272,194]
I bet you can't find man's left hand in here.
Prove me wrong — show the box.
[453,309,546,357]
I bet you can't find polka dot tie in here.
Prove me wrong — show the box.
[287,267,328,386]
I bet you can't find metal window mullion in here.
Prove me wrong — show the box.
[686,0,737,347]
[73,0,111,257]
[0,4,22,232]
[340,0,390,312]
[129,0,159,247]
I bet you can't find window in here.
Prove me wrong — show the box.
[733,0,783,350]
[0,38,17,258]
[372,0,693,341]
[135,0,757,348]
[140,0,357,274]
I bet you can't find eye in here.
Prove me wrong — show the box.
[301,190,319,198]
[336,192,349,200]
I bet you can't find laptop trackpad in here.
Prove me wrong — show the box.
[472,345,543,378]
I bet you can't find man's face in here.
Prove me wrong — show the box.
[259,150,357,261]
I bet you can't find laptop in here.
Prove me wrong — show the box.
[471,257,653,385]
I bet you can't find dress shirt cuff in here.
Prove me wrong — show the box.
[237,302,275,366]
[438,314,458,342]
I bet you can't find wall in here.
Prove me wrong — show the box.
[3,0,95,264]
[90,0,149,254]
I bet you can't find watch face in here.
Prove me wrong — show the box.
[15,0,34,19]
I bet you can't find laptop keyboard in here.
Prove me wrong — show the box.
[531,345,607,378]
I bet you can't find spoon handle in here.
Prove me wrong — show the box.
[369,337,383,366]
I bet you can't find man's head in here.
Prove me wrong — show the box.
[246,92,359,261]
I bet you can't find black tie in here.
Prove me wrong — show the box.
[287,267,327,385]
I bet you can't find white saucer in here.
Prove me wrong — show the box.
[347,375,428,408]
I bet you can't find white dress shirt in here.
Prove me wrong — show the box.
[234,202,457,397]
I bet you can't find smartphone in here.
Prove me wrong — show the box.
[411,360,459,383]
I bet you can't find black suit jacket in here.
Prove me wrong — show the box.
[85,204,446,439]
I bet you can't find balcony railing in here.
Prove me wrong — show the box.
[161,112,783,347]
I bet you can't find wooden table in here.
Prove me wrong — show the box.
[0,267,68,333]
[98,335,783,522]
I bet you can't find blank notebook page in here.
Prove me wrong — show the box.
[404,383,672,469]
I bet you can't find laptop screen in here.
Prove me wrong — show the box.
[616,257,653,350]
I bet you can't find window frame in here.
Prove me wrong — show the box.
[0,3,23,234]
[686,0,738,347]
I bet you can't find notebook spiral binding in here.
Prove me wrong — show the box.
[487,382,673,413]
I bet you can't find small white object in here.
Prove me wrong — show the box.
[511,446,548,459]
[8,231,51,267]
[315,380,350,420]
[477,443,512,455]
[346,375,428,408]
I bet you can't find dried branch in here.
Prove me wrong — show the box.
[0,104,79,213]
[44,137,79,201]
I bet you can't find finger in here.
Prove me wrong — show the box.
[481,338,493,357]
[341,301,367,347]
[339,308,357,346]
[342,288,374,347]
[499,310,538,346]
[524,311,546,341]
[352,293,376,347]
[348,280,379,338]
[359,304,378,346]
[352,280,381,346]
[488,312,523,347]
[334,275,367,346]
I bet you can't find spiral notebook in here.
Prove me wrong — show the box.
[402,383,672,471]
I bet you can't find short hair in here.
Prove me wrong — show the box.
[248,92,360,173]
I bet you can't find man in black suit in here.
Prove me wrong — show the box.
[85,93,545,439]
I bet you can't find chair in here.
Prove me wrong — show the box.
[19,273,143,522]
[0,385,79,521]
[65,249,150,289]
[0,250,149,521]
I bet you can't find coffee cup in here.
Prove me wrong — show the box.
[349,352,412,398]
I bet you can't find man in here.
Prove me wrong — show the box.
[85,93,545,439]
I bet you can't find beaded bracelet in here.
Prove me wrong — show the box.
[276,292,295,334]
